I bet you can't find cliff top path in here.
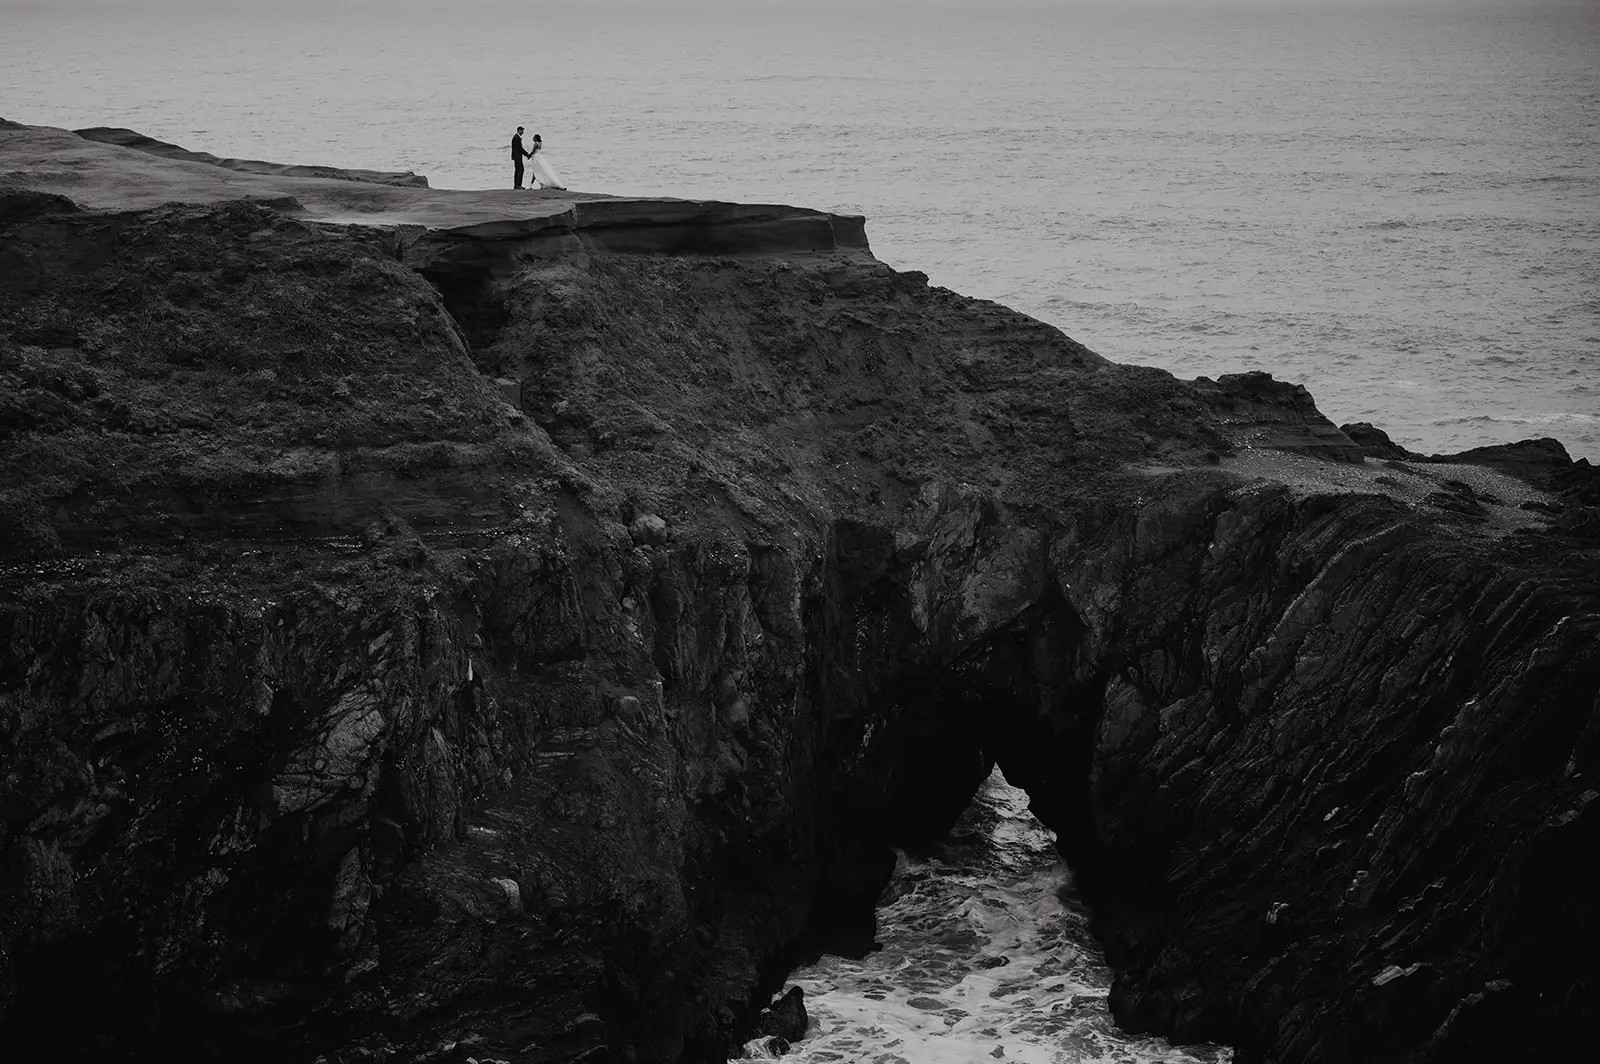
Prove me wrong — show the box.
[4,120,612,225]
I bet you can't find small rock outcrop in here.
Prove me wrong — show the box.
[1195,371,1364,462]
[757,986,809,1044]
[1,121,1596,1064]
[628,513,669,546]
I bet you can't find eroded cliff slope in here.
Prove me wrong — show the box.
[2,121,1597,1064]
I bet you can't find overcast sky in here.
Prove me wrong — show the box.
[1,0,1568,8]
[1,0,1580,24]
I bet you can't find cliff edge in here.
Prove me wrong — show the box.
[2,120,1597,1064]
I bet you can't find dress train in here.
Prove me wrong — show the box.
[531,152,566,190]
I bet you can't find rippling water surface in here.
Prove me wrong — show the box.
[4,1,1597,459]
[743,770,1229,1064]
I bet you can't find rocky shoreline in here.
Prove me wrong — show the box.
[2,120,1596,1063]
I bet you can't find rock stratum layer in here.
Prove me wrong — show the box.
[2,121,1597,1064]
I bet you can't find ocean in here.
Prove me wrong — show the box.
[2,0,1596,460]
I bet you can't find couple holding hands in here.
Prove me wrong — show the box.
[511,126,566,190]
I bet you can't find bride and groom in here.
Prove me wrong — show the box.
[511,126,566,190]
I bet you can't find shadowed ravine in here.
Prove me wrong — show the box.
[2,121,1598,1064]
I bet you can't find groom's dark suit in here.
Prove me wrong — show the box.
[511,133,532,189]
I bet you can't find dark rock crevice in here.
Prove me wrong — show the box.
[416,261,511,354]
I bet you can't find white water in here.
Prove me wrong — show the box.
[744,770,1229,1064]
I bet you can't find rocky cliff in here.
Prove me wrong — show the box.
[2,120,1597,1064]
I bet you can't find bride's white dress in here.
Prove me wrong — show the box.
[531,151,566,190]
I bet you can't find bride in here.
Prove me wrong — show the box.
[529,134,567,190]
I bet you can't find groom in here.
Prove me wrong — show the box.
[511,126,534,189]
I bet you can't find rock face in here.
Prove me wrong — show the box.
[2,122,1597,1064]
[1019,484,1599,1062]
